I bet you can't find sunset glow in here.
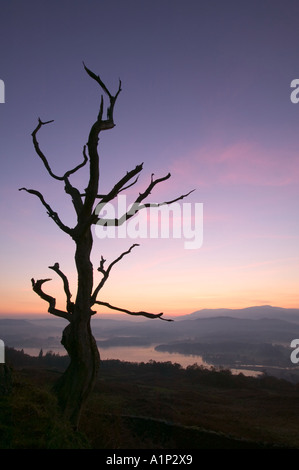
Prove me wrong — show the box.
[1,1,299,319]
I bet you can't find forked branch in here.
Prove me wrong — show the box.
[83,62,122,126]
[92,243,173,321]
[96,163,143,205]
[96,171,195,227]
[91,243,140,304]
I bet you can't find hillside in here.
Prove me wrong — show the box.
[1,347,299,449]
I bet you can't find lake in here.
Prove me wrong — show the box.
[22,344,261,377]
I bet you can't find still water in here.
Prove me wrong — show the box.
[23,344,261,377]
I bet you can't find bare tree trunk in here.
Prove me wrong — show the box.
[54,230,100,428]
[53,319,100,428]
[21,64,192,429]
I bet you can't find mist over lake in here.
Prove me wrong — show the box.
[2,306,299,381]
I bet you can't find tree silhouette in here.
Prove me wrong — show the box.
[20,64,193,428]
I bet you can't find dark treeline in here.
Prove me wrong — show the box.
[155,341,292,367]
[4,346,298,393]
[5,346,70,370]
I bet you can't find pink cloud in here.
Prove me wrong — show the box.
[171,141,299,188]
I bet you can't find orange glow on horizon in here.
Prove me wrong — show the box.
[1,293,298,319]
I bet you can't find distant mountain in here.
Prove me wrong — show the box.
[0,318,64,350]
[175,305,299,322]
[1,305,299,352]
[177,316,299,343]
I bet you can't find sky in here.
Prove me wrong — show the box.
[0,0,299,318]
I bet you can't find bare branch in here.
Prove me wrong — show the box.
[31,119,60,179]
[64,145,88,179]
[91,243,139,304]
[96,163,144,205]
[19,187,73,235]
[83,64,113,99]
[95,170,195,227]
[80,163,143,201]
[83,62,122,126]
[49,263,74,313]
[31,278,71,321]
[135,172,172,204]
[94,300,173,321]
[64,177,83,216]
[138,188,196,210]
[31,119,88,181]
[73,164,144,238]
[118,175,140,193]
[83,62,121,124]
[98,95,104,122]
[80,64,122,221]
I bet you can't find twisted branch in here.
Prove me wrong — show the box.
[21,120,88,226]
[31,278,71,321]
[19,187,73,235]
[31,118,88,181]
[94,300,173,321]
[49,263,74,313]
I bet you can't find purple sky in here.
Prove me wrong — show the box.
[0,0,299,317]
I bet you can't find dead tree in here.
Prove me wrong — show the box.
[20,64,193,429]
